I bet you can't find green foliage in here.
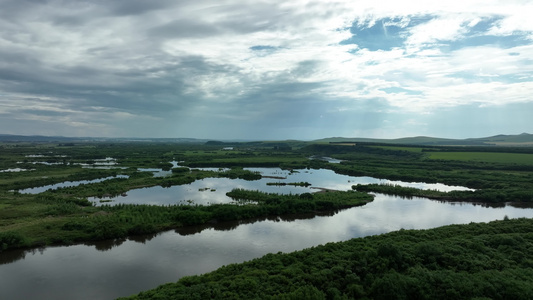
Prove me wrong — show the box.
[158,162,173,171]
[226,189,372,213]
[61,221,92,231]
[171,167,190,174]
[217,167,262,180]
[354,183,533,203]
[427,151,533,165]
[0,231,28,251]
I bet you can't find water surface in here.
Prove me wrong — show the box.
[1,193,532,300]
[91,167,472,206]
[20,175,129,194]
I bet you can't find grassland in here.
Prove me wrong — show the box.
[370,145,424,153]
[426,151,533,165]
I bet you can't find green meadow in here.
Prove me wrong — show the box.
[426,151,533,165]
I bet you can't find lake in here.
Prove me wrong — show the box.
[1,168,531,300]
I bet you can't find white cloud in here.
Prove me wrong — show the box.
[405,17,469,47]
[487,6,533,38]
[0,0,532,138]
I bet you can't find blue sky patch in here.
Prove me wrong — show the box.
[341,17,407,51]
[447,34,530,51]
[381,87,422,95]
[341,16,435,51]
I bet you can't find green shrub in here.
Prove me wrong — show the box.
[0,231,27,250]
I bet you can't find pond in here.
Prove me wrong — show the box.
[0,168,34,173]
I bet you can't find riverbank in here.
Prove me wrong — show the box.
[354,183,533,204]
[121,217,533,299]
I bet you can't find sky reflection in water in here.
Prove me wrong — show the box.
[90,167,473,206]
[0,167,525,300]
[1,192,533,300]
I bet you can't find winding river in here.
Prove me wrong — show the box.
[1,167,532,300]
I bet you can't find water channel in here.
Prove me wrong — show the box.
[1,168,533,300]
[20,175,129,194]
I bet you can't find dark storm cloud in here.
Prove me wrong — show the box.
[0,53,204,117]
[149,19,223,39]
[0,0,262,119]
[106,0,178,16]
[147,2,283,40]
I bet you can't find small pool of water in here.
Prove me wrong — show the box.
[0,168,34,172]
[19,175,129,194]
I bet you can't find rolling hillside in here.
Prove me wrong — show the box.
[313,133,533,146]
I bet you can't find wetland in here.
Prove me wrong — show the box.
[1,141,533,299]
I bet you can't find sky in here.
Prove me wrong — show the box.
[0,0,532,140]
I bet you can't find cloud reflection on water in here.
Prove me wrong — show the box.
[90,167,473,206]
[2,193,533,300]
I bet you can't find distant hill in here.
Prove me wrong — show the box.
[0,134,82,143]
[313,133,533,146]
[469,133,533,145]
[0,134,210,144]
[1,133,532,146]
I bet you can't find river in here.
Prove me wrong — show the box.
[1,168,532,300]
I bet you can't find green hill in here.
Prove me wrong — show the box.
[313,133,533,146]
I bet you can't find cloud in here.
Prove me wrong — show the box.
[0,0,532,139]
[404,16,471,48]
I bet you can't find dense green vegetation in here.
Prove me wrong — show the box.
[426,151,533,165]
[354,183,533,203]
[122,218,533,300]
[227,189,371,211]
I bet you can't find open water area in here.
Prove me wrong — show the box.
[2,167,533,300]
[89,167,474,206]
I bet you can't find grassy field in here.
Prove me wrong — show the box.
[426,151,533,165]
[370,146,424,153]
